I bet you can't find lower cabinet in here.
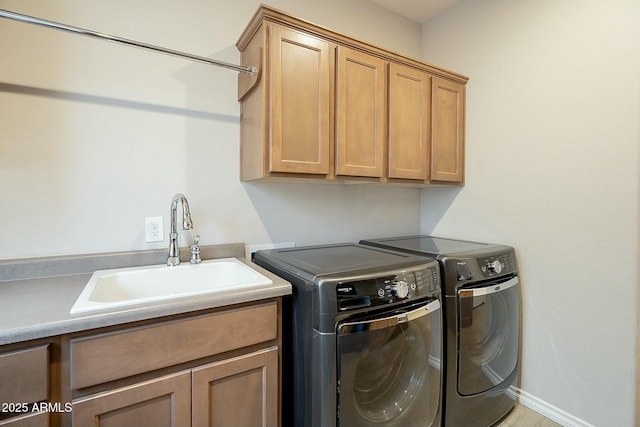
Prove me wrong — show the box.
[72,372,191,427]
[0,344,52,427]
[0,412,49,427]
[68,300,281,427]
[192,347,278,427]
[72,347,278,427]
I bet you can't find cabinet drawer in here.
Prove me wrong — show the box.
[0,345,49,405]
[0,412,48,427]
[71,302,277,389]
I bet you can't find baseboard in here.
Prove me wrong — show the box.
[507,386,595,427]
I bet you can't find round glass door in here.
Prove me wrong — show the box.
[337,299,441,427]
[457,276,520,396]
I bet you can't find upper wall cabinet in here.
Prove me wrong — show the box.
[236,5,468,185]
[265,24,331,176]
[336,46,387,178]
[431,77,465,183]
[388,63,431,180]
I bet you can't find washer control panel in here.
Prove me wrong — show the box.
[336,267,440,311]
[453,251,517,282]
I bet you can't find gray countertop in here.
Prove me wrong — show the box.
[0,243,291,345]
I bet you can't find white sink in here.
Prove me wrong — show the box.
[70,258,273,314]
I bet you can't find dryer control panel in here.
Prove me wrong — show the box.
[454,252,517,282]
[336,266,440,311]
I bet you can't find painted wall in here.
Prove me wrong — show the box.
[419,1,640,426]
[0,0,423,260]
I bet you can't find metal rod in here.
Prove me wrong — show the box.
[0,8,257,75]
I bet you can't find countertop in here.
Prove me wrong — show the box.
[0,243,291,345]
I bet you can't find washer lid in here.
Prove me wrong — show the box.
[255,243,431,279]
[361,236,494,256]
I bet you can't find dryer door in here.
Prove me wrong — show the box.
[457,276,520,396]
[336,299,442,427]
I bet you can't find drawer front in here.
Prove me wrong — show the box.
[0,345,49,405]
[0,412,49,427]
[71,301,277,389]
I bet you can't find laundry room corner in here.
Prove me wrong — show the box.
[419,1,640,426]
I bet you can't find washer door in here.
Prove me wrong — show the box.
[457,276,520,396]
[336,299,442,427]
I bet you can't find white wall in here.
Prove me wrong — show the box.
[0,0,423,260]
[420,1,640,426]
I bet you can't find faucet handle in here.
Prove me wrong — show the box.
[190,234,202,264]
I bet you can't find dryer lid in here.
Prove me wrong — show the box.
[361,236,495,256]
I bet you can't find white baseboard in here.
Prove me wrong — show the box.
[507,386,595,427]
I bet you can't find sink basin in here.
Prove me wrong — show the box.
[70,258,273,314]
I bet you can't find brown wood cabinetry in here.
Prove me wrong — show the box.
[0,344,53,427]
[266,25,331,176]
[431,77,465,183]
[72,372,191,427]
[237,5,468,185]
[0,299,282,427]
[0,412,49,427]
[388,63,431,180]
[192,347,278,427]
[335,46,387,178]
[69,300,281,427]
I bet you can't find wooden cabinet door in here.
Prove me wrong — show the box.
[388,63,431,180]
[0,412,49,427]
[268,24,331,175]
[431,77,465,183]
[192,347,278,427]
[72,372,191,427]
[336,46,387,178]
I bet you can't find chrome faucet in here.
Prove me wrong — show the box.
[167,193,193,266]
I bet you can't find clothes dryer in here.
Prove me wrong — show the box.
[360,236,520,427]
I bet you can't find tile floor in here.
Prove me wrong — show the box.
[495,404,562,427]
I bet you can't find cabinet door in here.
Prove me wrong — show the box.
[431,77,465,183]
[0,345,49,408]
[0,345,50,427]
[388,63,431,180]
[0,413,49,427]
[192,347,278,427]
[72,372,191,427]
[336,46,387,178]
[269,24,331,175]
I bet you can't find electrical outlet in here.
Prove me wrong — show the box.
[145,216,164,242]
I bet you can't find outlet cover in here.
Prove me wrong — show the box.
[145,216,164,242]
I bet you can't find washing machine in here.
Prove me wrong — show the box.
[254,243,443,427]
[360,236,520,427]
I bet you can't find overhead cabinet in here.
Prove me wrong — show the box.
[431,77,465,183]
[264,24,331,176]
[388,63,431,180]
[237,5,468,185]
[335,46,387,178]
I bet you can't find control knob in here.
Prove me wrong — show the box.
[389,280,409,298]
[486,260,503,274]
